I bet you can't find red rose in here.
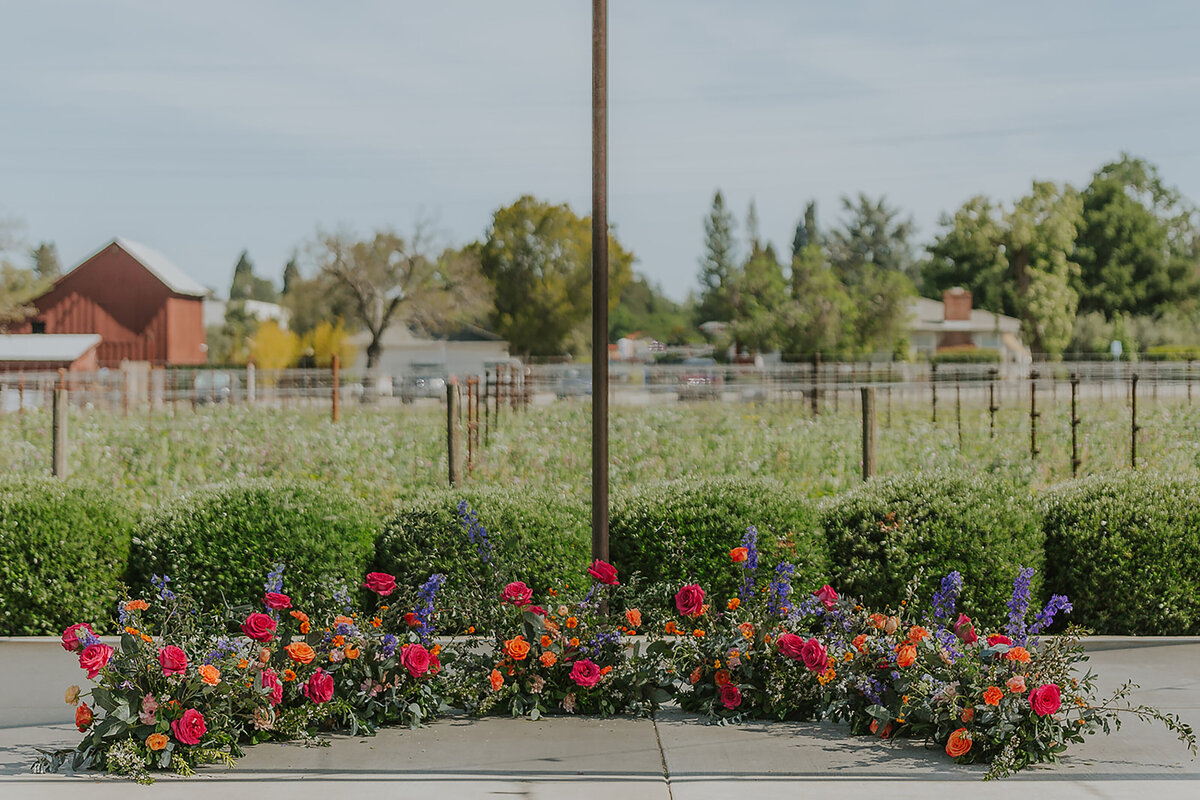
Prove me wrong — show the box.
[264,592,292,610]
[404,612,419,627]
[720,683,742,710]
[776,632,806,661]
[75,703,93,732]
[986,634,1012,647]
[261,667,283,706]
[363,572,397,596]
[675,584,705,617]
[587,559,619,586]
[400,643,432,678]
[78,643,114,679]
[304,669,334,704]
[158,645,188,676]
[800,638,828,672]
[428,651,442,676]
[1029,684,1062,716]
[241,612,277,642]
[170,708,207,745]
[814,585,839,610]
[570,659,603,688]
[502,581,533,606]
[61,623,95,652]
[953,614,977,645]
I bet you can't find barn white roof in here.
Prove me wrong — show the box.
[112,238,208,298]
[0,334,101,362]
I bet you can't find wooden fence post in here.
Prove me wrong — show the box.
[1029,369,1040,459]
[987,367,998,439]
[331,355,340,423]
[52,385,68,478]
[955,370,963,451]
[1130,373,1140,469]
[861,386,877,481]
[1070,373,1081,477]
[930,361,938,424]
[447,377,463,487]
[810,352,820,416]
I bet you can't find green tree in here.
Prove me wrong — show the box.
[610,274,696,344]
[30,242,60,281]
[229,251,278,302]
[281,257,301,296]
[829,194,918,286]
[479,195,633,357]
[921,196,1011,312]
[791,201,819,261]
[696,191,739,325]
[0,218,44,331]
[779,242,854,358]
[728,244,788,355]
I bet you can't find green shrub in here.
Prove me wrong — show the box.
[373,488,590,622]
[1041,473,1200,635]
[820,471,1042,627]
[1144,345,1200,361]
[0,477,134,636]
[609,477,828,606]
[931,346,1002,364]
[128,480,377,613]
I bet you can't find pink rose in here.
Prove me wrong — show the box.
[1029,684,1062,716]
[78,643,114,679]
[303,669,334,704]
[720,683,743,710]
[587,559,619,586]
[953,614,977,645]
[675,584,706,617]
[363,572,397,596]
[986,634,1012,647]
[814,585,839,610]
[400,643,432,678]
[264,592,292,610]
[260,668,283,706]
[241,612,277,642]
[61,623,95,652]
[171,709,207,745]
[776,633,806,662]
[502,581,533,606]
[570,659,603,689]
[158,645,188,676]
[800,638,828,672]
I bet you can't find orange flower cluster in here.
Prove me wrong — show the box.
[124,600,150,612]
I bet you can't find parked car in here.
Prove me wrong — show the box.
[676,357,723,400]
[395,364,447,403]
[556,368,593,399]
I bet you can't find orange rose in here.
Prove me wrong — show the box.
[1006,675,1027,694]
[730,547,749,563]
[504,636,531,661]
[945,727,972,758]
[1005,646,1031,664]
[983,686,1004,706]
[625,609,642,629]
[961,706,975,723]
[290,610,309,623]
[345,646,360,660]
[870,613,887,630]
[199,664,221,686]
[738,622,755,640]
[285,642,316,665]
[75,704,93,731]
[896,644,917,668]
[489,669,504,691]
[539,651,557,667]
[124,599,150,612]
[908,625,929,643]
[714,669,731,687]
[146,733,169,751]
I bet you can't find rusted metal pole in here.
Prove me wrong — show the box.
[447,377,463,487]
[331,355,340,423]
[1070,373,1081,477]
[861,387,877,481]
[591,0,609,563]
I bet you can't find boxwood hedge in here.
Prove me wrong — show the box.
[821,471,1043,627]
[0,477,134,636]
[1041,473,1200,635]
[127,480,377,613]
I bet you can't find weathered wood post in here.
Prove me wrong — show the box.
[955,370,963,451]
[861,386,877,481]
[1131,373,1140,469]
[987,367,998,439]
[1070,373,1081,477]
[52,376,68,478]
[447,377,463,487]
[930,361,938,424]
[331,355,340,423]
[810,352,820,416]
[1029,369,1040,459]
[247,361,257,405]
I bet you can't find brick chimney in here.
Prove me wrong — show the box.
[943,287,972,321]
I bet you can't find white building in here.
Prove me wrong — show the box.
[908,288,1029,363]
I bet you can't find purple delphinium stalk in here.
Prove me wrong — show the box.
[151,574,175,602]
[412,573,446,644]
[378,634,398,659]
[333,584,353,615]
[1029,594,1073,636]
[1005,566,1036,644]
[264,563,285,594]
[767,562,794,616]
[457,500,493,564]
[739,526,759,599]
[858,676,886,705]
[586,631,621,658]
[928,571,963,628]
[117,599,132,626]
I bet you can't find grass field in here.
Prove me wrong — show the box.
[3,387,1199,515]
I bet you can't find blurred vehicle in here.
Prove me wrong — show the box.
[193,370,239,404]
[395,363,447,403]
[556,368,592,399]
[676,357,723,400]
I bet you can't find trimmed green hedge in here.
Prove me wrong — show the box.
[821,471,1043,627]
[128,480,377,612]
[1042,473,1200,635]
[0,478,134,636]
[932,346,1002,364]
[609,477,829,606]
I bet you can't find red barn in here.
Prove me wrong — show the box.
[26,238,207,367]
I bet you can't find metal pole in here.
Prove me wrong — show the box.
[988,367,998,439]
[331,355,340,423]
[1131,373,1139,469]
[861,387,877,481]
[52,385,69,478]
[591,0,609,564]
[1029,369,1040,459]
[1070,373,1081,477]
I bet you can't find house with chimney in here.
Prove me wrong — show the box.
[907,288,1030,363]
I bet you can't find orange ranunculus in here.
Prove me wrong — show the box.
[565,616,578,629]
[664,621,678,635]
[238,659,250,670]
[961,706,975,723]
[146,733,169,751]
[896,644,917,668]
[285,642,316,665]
[371,617,382,628]
[908,625,929,643]
[345,646,360,660]
[739,622,755,639]
[124,599,150,612]
[199,664,221,686]
[540,635,552,647]
[283,669,297,682]
[730,547,749,563]
[852,634,868,653]
[689,667,702,685]
[714,669,731,687]
[1005,646,1031,664]
[504,636,531,661]
[124,626,139,636]
[983,686,1004,706]
[539,651,557,667]
[300,621,311,634]
[431,644,441,656]
[726,597,740,611]
[625,608,642,629]
[141,633,153,643]
[946,728,972,758]
[489,669,504,691]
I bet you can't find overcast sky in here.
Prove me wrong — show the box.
[2,1,1198,301]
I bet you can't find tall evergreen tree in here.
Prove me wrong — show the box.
[696,191,738,325]
[282,257,301,296]
[791,201,819,261]
[229,250,254,300]
[30,241,60,280]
